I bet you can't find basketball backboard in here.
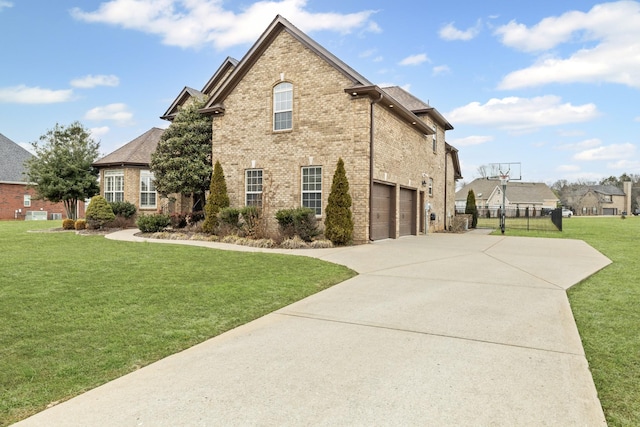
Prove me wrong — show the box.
[486,162,521,181]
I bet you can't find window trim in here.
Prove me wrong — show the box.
[104,169,124,203]
[139,170,157,209]
[273,82,293,131]
[245,169,263,207]
[23,194,31,207]
[301,166,322,216]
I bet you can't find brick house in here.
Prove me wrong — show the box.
[0,133,83,220]
[563,184,631,216]
[164,16,461,242]
[455,179,559,216]
[93,127,192,215]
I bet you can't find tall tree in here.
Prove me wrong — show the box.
[465,189,478,228]
[202,160,230,233]
[150,97,213,212]
[325,158,353,245]
[25,122,100,220]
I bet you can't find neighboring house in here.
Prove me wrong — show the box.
[93,128,190,215]
[455,179,559,216]
[162,15,461,242]
[563,184,630,216]
[0,133,82,220]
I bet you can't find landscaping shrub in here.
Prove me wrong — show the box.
[109,201,137,219]
[74,219,87,230]
[240,206,261,238]
[137,213,171,233]
[280,235,309,249]
[275,207,319,242]
[85,195,116,229]
[217,207,241,236]
[465,190,478,229]
[62,218,75,230]
[324,158,353,245]
[170,213,188,228]
[202,160,230,233]
[187,211,205,225]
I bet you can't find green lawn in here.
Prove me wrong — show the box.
[497,216,640,426]
[0,221,356,426]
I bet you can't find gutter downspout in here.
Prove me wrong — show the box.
[369,92,384,241]
[444,147,448,231]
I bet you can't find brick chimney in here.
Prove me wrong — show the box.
[624,181,632,214]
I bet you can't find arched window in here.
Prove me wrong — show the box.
[273,82,292,131]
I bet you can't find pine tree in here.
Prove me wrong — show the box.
[465,189,478,228]
[202,160,230,233]
[325,158,353,245]
[150,97,212,212]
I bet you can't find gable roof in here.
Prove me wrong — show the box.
[0,133,33,183]
[202,15,372,116]
[381,86,453,131]
[161,57,239,121]
[199,15,444,137]
[93,127,165,168]
[588,185,626,196]
[456,178,558,204]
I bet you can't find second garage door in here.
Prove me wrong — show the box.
[399,188,416,237]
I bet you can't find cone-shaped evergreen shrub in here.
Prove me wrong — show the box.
[325,158,353,245]
[85,195,115,229]
[202,160,230,233]
[465,189,478,228]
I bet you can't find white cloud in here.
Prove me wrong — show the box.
[446,95,599,132]
[71,0,378,50]
[71,74,120,88]
[84,103,134,125]
[557,164,581,172]
[607,159,640,171]
[439,20,482,41]
[555,138,602,151]
[0,1,13,12]
[90,126,110,139]
[0,85,73,104]
[449,135,494,147]
[432,65,450,76]
[399,53,429,66]
[373,55,383,62]
[495,1,640,89]
[573,142,636,161]
[18,142,35,154]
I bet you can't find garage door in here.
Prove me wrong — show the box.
[371,183,393,240]
[399,188,416,236]
[603,208,616,215]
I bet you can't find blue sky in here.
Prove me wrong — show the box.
[1,0,639,184]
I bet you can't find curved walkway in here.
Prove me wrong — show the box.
[17,230,611,426]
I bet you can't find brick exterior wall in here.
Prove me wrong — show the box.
[211,29,453,242]
[98,167,191,215]
[0,183,84,220]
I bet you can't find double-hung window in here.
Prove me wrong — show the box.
[245,169,263,207]
[302,166,322,215]
[23,194,31,207]
[273,82,293,131]
[104,170,124,202]
[140,170,157,209]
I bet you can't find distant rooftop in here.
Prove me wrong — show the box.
[0,132,33,183]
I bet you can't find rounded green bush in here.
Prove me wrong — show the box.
[137,213,171,233]
[86,195,116,229]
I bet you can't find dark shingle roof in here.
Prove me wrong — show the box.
[0,133,33,183]
[93,127,165,167]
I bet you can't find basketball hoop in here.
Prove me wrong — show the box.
[486,163,522,235]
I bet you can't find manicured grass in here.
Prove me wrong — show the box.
[0,221,356,426]
[495,216,640,426]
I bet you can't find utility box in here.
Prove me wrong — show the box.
[25,211,48,220]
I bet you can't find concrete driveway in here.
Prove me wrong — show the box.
[16,230,611,426]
